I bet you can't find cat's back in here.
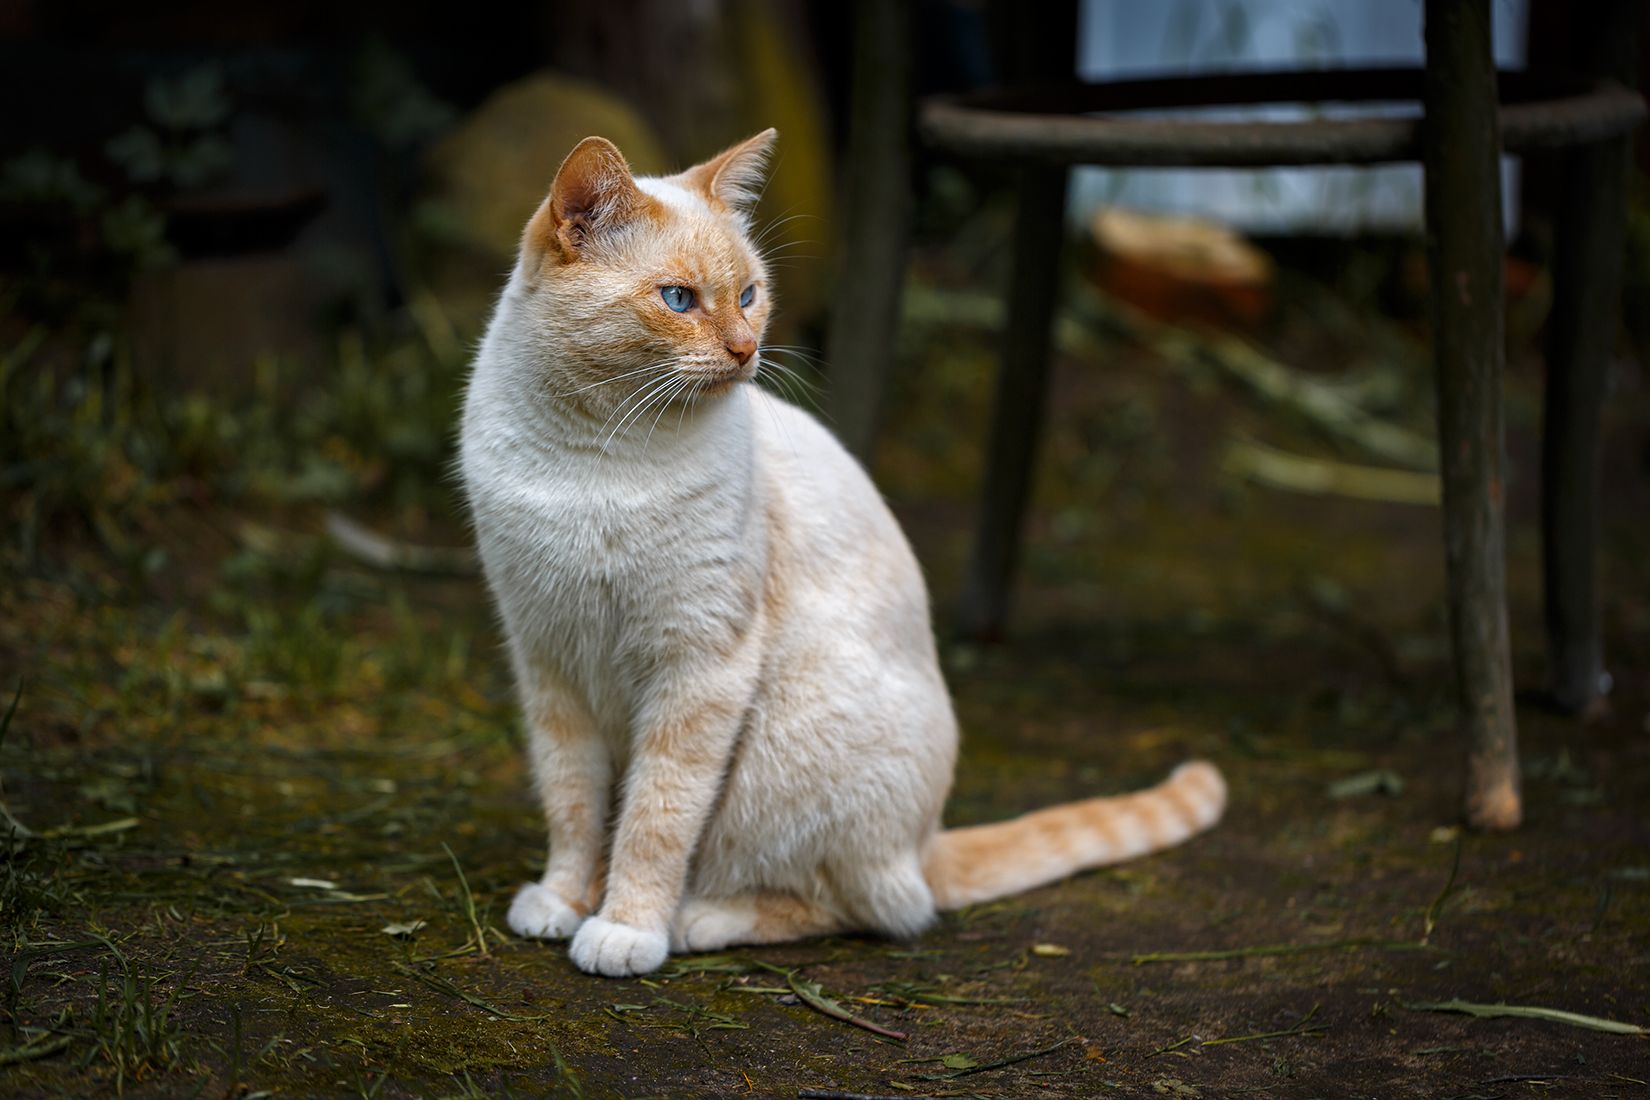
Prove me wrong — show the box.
[748,387,933,645]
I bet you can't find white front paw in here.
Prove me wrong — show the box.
[569,916,669,977]
[507,883,585,940]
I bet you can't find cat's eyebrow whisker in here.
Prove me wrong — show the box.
[757,237,819,257]
[751,211,819,251]
[756,242,820,266]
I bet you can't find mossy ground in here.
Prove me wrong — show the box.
[3,254,1648,1098]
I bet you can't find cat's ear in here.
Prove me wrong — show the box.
[524,136,648,267]
[679,128,777,213]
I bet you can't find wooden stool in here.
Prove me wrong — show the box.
[824,0,1646,829]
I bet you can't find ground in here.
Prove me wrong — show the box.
[2,251,1648,1098]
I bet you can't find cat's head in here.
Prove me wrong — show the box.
[512,129,778,415]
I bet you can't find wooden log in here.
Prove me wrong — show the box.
[1540,0,1640,716]
[823,0,914,460]
[1422,0,1520,829]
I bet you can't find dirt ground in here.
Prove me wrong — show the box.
[3,268,1648,1098]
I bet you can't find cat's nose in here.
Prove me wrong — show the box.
[725,333,756,366]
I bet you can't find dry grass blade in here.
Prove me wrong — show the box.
[440,842,489,957]
[786,972,908,1042]
[1401,1000,1647,1036]
[0,1033,73,1066]
[0,681,36,840]
[392,962,549,1023]
[1133,938,1428,964]
[911,1037,1073,1080]
[1422,836,1463,945]
[1201,1003,1328,1046]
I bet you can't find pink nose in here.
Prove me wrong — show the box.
[725,334,756,365]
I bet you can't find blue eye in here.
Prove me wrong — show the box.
[739,284,756,308]
[660,285,695,312]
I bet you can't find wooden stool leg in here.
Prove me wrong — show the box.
[956,166,1068,640]
[1423,0,1520,830]
[1540,0,1638,716]
[824,0,914,461]
[1542,136,1626,715]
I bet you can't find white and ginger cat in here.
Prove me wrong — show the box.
[460,129,1226,978]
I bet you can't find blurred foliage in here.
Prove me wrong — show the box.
[0,296,472,571]
[352,37,458,152]
[105,64,235,190]
[0,150,175,296]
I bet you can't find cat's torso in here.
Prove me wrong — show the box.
[464,361,956,899]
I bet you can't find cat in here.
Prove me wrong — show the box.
[459,128,1227,978]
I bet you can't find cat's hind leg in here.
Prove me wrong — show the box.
[834,851,937,940]
[671,893,844,953]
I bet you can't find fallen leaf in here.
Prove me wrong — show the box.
[380,919,426,937]
[1327,769,1404,799]
[1032,943,1070,957]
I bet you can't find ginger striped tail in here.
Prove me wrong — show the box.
[921,761,1227,910]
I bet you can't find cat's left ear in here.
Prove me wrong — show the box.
[523,136,650,270]
[679,128,778,213]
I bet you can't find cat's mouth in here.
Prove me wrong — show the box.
[680,362,757,395]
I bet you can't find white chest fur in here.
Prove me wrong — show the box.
[461,357,766,737]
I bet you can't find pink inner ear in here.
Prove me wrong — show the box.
[553,140,636,225]
[528,137,647,263]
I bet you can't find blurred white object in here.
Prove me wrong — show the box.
[1070,0,1528,234]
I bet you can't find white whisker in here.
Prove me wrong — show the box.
[600,370,684,453]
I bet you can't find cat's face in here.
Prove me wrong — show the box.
[516,131,778,417]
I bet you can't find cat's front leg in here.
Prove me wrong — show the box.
[569,663,754,977]
[507,674,610,941]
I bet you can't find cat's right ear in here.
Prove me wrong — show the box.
[522,136,647,270]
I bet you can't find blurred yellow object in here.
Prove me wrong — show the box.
[424,72,669,261]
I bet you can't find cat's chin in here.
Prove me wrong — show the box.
[682,369,754,399]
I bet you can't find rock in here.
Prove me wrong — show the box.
[423,72,669,261]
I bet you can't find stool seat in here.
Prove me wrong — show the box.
[921,68,1646,166]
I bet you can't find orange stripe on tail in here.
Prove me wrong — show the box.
[922,761,1227,910]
